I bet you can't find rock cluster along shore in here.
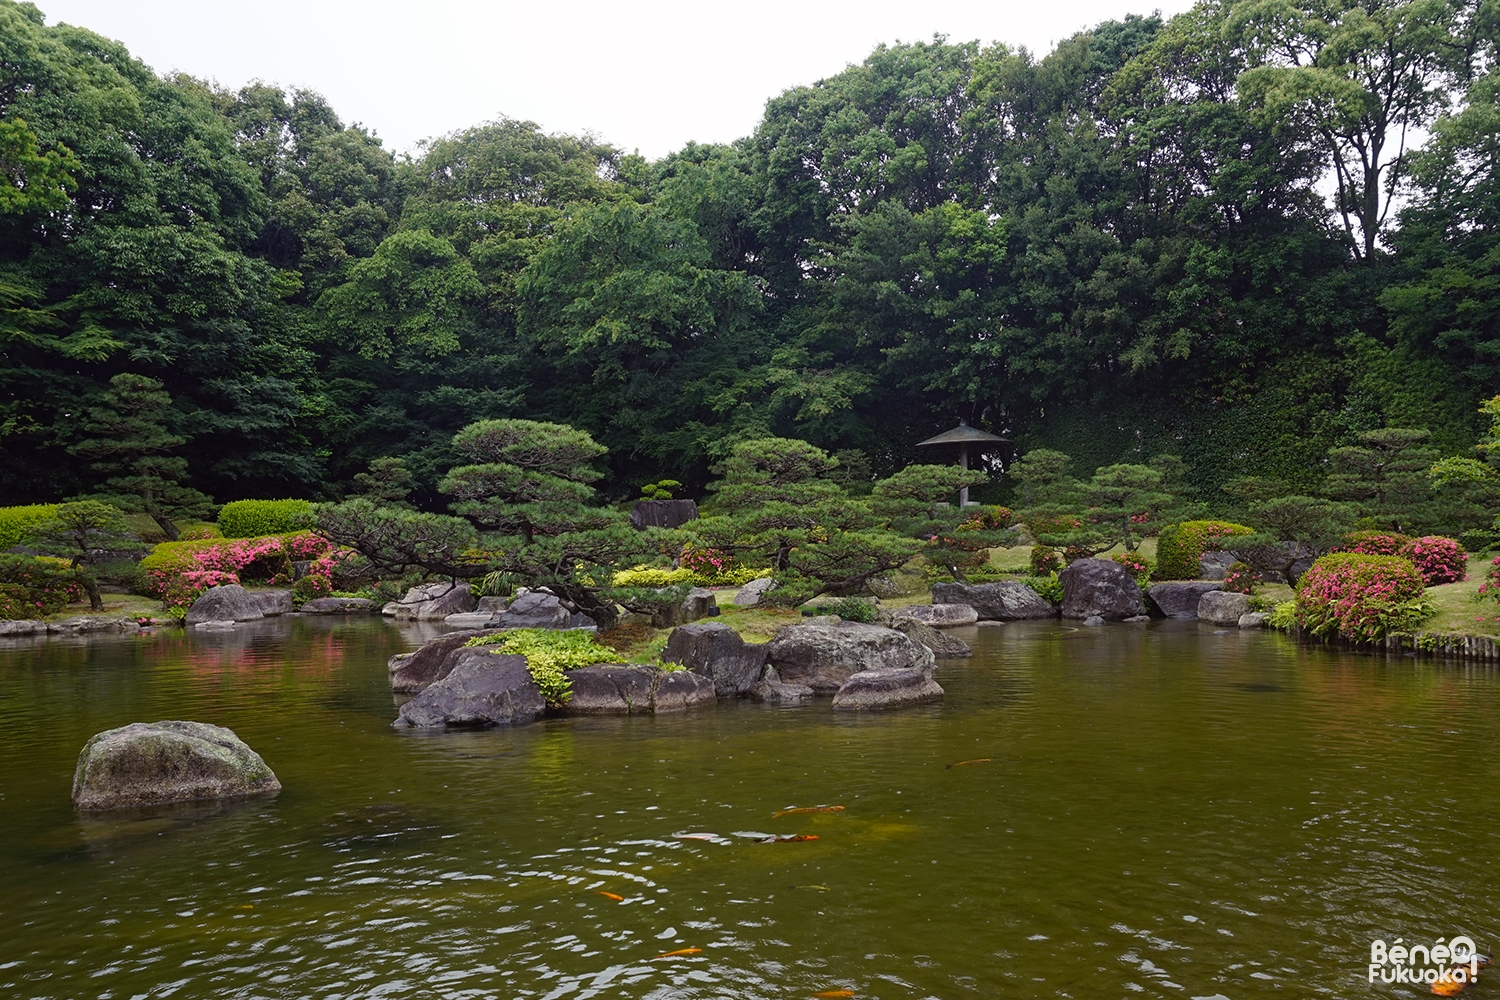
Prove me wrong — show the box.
[389,618,951,729]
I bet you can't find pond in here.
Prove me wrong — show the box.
[0,617,1496,999]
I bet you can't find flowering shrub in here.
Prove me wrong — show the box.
[1027,514,1082,536]
[1221,561,1259,594]
[1110,551,1152,588]
[140,531,341,607]
[956,506,1015,531]
[1398,535,1467,586]
[1155,521,1254,579]
[1030,545,1063,575]
[0,554,87,618]
[1295,553,1431,642]
[1338,530,1412,556]
[678,546,771,587]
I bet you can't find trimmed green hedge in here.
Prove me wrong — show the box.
[217,499,313,538]
[1155,520,1253,580]
[0,504,57,550]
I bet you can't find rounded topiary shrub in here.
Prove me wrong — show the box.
[0,504,57,550]
[1155,520,1253,580]
[1295,553,1430,643]
[217,499,313,539]
[1398,535,1467,586]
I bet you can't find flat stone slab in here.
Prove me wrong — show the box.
[831,668,944,710]
[72,720,281,810]
[0,619,46,636]
[300,597,377,614]
[443,612,494,629]
[892,603,979,628]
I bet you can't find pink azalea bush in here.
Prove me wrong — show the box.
[1110,551,1152,587]
[1338,531,1412,557]
[1397,535,1467,586]
[141,531,342,607]
[1295,553,1430,643]
[1479,556,1500,603]
[1221,561,1259,594]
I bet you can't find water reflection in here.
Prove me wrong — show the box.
[0,618,1497,997]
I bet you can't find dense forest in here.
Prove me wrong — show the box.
[2,0,1498,510]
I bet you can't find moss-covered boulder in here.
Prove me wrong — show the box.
[72,721,281,810]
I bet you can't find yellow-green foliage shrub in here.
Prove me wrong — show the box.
[1155,520,1253,579]
[611,566,695,587]
[217,499,313,538]
[465,629,617,706]
[0,504,57,550]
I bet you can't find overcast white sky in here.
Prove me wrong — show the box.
[37,0,1195,160]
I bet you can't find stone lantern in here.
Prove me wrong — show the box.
[915,420,1008,507]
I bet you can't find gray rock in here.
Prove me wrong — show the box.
[443,612,494,629]
[299,596,377,614]
[1198,590,1251,626]
[563,665,657,713]
[653,669,717,711]
[477,595,509,614]
[1058,559,1144,620]
[392,581,476,621]
[193,620,237,631]
[393,650,545,728]
[389,629,498,693]
[1123,615,1152,623]
[629,498,699,530]
[1147,581,1223,619]
[732,576,776,607]
[381,601,400,616]
[651,587,717,628]
[490,590,573,629]
[0,619,46,636]
[48,616,136,634]
[1238,612,1269,629]
[185,584,265,625]
[892,603,979,628]
[1083,616,1105,626]
[831,668,944,711]
[976,620,1006,628]
[71,720,281,810]
[250,590,293,616]
[931,581,1055,620]
[661,622,768,697]
[890,617,972,658]
[749,664,814,702]
[766,622,933,695]
[1199,550,1238,580]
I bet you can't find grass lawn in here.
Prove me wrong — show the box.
[1423,556,1500,636]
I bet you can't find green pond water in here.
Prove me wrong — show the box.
[1,617,1497,999]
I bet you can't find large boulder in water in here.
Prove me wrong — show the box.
[892,603,979,628]
[660,622,767,697]
[1058,559,1144,620]
[388,629,499,693]
[391,581,475,621]
[71,721,281,810]
[184,585,265,625]
[251,590,293,616]
[1147,582,1222,620]
[393,650,544,728]
[890,617,972,658]
[561,665,715,714]
[766,622,933,695]
[931,581,1055,620]
[831,668,944,711]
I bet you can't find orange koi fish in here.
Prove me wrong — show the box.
[761,834,820,843]
[946,758,992,769]
[653,947,702,959]
[773,805,845,818]
[1433,955,1490,995]
[814,992,855,998]
[596,891,624,902]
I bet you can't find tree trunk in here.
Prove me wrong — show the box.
[152,513,180,541]
[85,575,102,612]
